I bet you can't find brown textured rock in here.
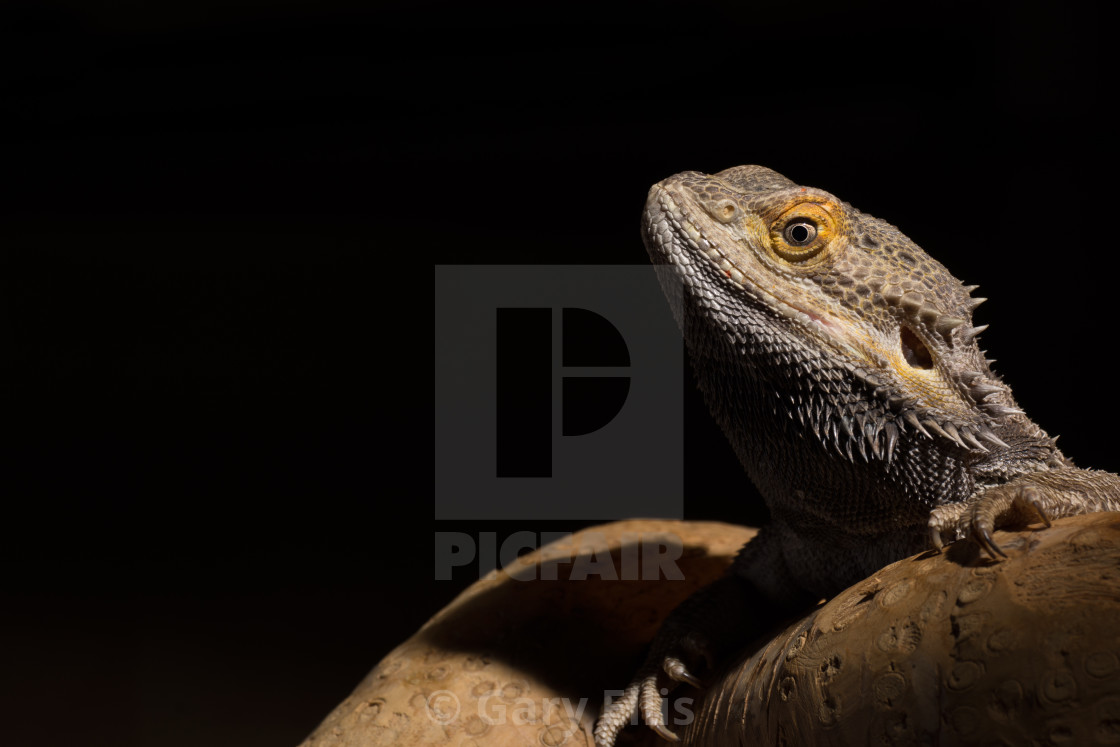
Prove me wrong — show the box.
[684,511,1120,746]
[302,514,1120,746]
[299,521,754,747]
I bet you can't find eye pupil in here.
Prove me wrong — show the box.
[785,222,816,245]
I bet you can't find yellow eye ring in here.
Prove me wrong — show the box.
[769,202,835,264]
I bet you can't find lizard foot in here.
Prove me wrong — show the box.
[595,575,749,746]
[593,632,711,746]
[928,482,1050,559]
[928,469,1120,559]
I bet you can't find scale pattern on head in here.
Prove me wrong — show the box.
[642,165,1047,483]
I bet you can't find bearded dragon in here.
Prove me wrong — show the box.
[594,166,1120,745]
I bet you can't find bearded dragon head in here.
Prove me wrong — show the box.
[643,165,1021,461]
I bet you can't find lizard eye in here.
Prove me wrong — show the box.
[784,221,817,246]
[769,202,835,264]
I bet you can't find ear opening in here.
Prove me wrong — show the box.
[900,326,933,370]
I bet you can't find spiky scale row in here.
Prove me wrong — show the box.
[960,323,988,343]
[960,429,988,452]
[832,341,1006,459]
[970,382,1004,398]
[812,395,1003,465]
[886,287,984,349]
[985,403,1025,417]
[900,292,923,315]
[903,411,929,437]
[883,422,899,462]
[935,315,967,339]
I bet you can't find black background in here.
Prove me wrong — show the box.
[1,1,1113,745]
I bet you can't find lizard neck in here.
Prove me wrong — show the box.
[680,294,1062,538]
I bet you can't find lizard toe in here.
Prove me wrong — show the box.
[1019,485,1052,527]
[594,679,641,747]
[927,502,968,550]
[639,675,677,741]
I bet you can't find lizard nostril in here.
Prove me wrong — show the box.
[900,326,933,369]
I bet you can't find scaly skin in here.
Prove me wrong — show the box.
[594,166,1120,746]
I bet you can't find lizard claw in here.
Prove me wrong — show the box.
[1021,485,1052,528]
[928,479,1062,560]
[929,524,944,553]
[651,724,682,742]
[663,656,702,688]
[973,522,1007,559]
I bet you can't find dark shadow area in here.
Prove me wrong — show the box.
[414,531,736,697]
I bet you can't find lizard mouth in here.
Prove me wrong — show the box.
[644,187,860,356]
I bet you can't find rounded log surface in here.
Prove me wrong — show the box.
[300,521,753,747]
[685,512,1120,746]
[301,513,1120,746]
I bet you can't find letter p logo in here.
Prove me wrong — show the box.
[496,307,631,477]
[434,266,683,521]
